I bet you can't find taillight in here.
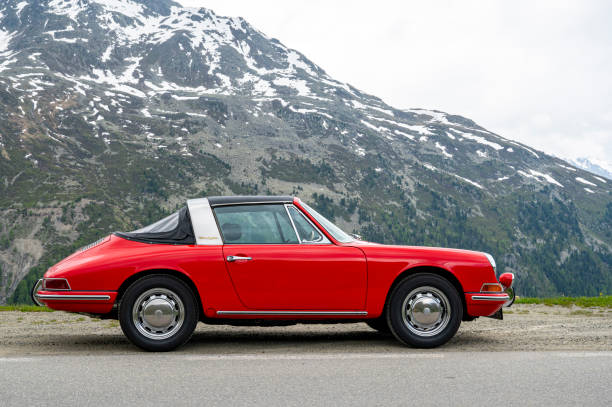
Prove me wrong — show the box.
[480,283,503,292]
[43,278,71,291]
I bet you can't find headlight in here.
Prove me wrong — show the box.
[484,252,496,273]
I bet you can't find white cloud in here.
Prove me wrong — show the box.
[178,0,612,161]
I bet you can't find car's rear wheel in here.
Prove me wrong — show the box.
[119,275,198,351]
[386,273,462,348]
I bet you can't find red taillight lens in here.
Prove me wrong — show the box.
[499,272,514,289]
[480,283,503,292]
[43,278,71,290]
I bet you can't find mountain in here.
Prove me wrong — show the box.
[564,157,612,181]
[1,0,611,303]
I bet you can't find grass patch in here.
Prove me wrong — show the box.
[516,296,612,308]
[569,310,594,316]
[0,305,54,312]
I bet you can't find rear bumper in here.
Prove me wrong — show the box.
[33,280,116,314]
[465,292,511,317]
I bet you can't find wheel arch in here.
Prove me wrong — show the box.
[116,269,204,318]
[385,265,469,321]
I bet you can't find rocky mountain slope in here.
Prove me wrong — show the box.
[1,0,611,303]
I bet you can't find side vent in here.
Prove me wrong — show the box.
[78,236,110,253]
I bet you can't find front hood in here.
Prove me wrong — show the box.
[352,240,488,261]
[353,242,495,293]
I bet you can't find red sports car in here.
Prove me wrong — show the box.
[33,196,514,351]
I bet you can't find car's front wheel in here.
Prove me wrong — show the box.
[386,273,462,348]
[119,275,198,351]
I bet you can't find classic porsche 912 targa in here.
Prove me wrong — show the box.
[33,196,514,351]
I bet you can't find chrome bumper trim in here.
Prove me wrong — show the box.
[35,294,111,301]
[217,311,368,316]
[471,294,510,302]
[32,279,44,306]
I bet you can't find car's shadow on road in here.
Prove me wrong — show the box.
[6,324,502,355]
[184,327,502,352]
[186,328,398,349]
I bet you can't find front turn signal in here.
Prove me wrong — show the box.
[480,283,503,292]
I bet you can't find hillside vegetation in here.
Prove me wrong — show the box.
[0,0,610,303]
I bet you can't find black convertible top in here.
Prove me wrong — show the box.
[115,206,195,245]
[207,195,294,207]
[114,196,295,245]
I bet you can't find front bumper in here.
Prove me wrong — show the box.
[32,279,116,313]
[469,293,511,302]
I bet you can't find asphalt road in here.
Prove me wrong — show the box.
[2,351,611,406]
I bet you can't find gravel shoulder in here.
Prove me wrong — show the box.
[0,304,611,356]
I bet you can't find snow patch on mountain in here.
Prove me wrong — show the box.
[449,129,503,151]
[435,142,453,158]
[576,177,596,187]
[15,1,28,15]
[409,108,451,125]
[0,29,14,54]
[507,141,540,158]
[273,77,310,96]
[518,169,563,187]
[454,175,484,189]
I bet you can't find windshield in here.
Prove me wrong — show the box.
[301,202,354,243]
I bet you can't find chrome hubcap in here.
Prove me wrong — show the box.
[402,286,451,337]
[132,288,185,340]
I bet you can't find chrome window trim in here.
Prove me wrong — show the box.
[299,200,355,243]
[35,294,111,301]
[210,201,291,207]
[214,203,300,245]
[285,204,331,245]
[216,311,368,316]
[284,204,302,244]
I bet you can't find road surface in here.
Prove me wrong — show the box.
[0,304,611,406]
[1,351,611,406]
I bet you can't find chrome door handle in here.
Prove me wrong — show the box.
[226,255,252,262]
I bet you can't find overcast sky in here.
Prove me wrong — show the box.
[179,0,612,163]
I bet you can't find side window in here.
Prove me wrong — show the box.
[287,206,330,244]
[214,204,299,244]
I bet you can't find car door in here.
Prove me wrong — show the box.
[215,204,367,310]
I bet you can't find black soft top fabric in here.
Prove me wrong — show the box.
[207,195,294,206]
[114,206,195,245]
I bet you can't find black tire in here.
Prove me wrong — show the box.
[365,317,391,334]
[386,273,462,348]
[119,275,199,351]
